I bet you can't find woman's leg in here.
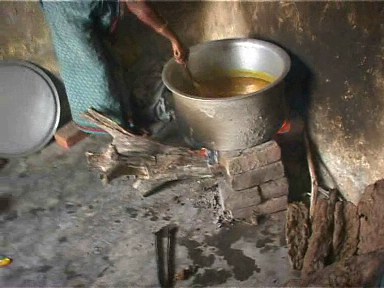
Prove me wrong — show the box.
[41,1,124,133]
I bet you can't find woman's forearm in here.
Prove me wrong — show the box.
[125,1,179,43]
[124,1,188,63]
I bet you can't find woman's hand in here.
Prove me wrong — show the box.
[125,1,189,64]
[172,39,189,65]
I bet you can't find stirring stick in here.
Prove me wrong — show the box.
[184,63,201,92]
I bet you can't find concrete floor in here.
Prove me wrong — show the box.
[0,135,299,287]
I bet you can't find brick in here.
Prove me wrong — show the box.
[220,140,281,175]
[269,210,288,222]
[54,121,88,149]
[231,205,255,219]
[260,177,289,200]
[230,206,258,224]
[254,196,288,216]
[218,180,261,211]
[228,161,285,191]
[230,197,288,222]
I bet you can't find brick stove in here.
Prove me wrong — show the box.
[218,140,289,223]
[85,110,290,224]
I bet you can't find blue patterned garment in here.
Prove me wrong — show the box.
[41,0,128,133]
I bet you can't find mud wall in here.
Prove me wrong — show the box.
[0,2,59,74]
[1,1,383,204]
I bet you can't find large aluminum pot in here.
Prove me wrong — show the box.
[162,38,291,151]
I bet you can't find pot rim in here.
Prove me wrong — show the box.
[162,38,291,102]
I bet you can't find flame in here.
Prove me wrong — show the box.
[199,148,209,158]
[277,120,291,134]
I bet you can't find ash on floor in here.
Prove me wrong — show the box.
[0,135,297,287]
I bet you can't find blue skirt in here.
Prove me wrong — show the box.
[41,0,129,133]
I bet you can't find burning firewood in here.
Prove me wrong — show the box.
[83,109,216,191]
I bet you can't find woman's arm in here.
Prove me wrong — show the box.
[125,0,188,64]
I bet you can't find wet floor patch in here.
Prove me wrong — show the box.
[0,194,13,213]
[64,203,79,214]
[29,207,46,216]
[3,210,18,221]
[143,208,158,221]
[37,265,52,273]
[178,223,275,284]
[204,224,261,281]
[58,236,68,243]
[192,268,232,287]
[125,207,138,218]
[178,238,215,268]
[256,238,274,248]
